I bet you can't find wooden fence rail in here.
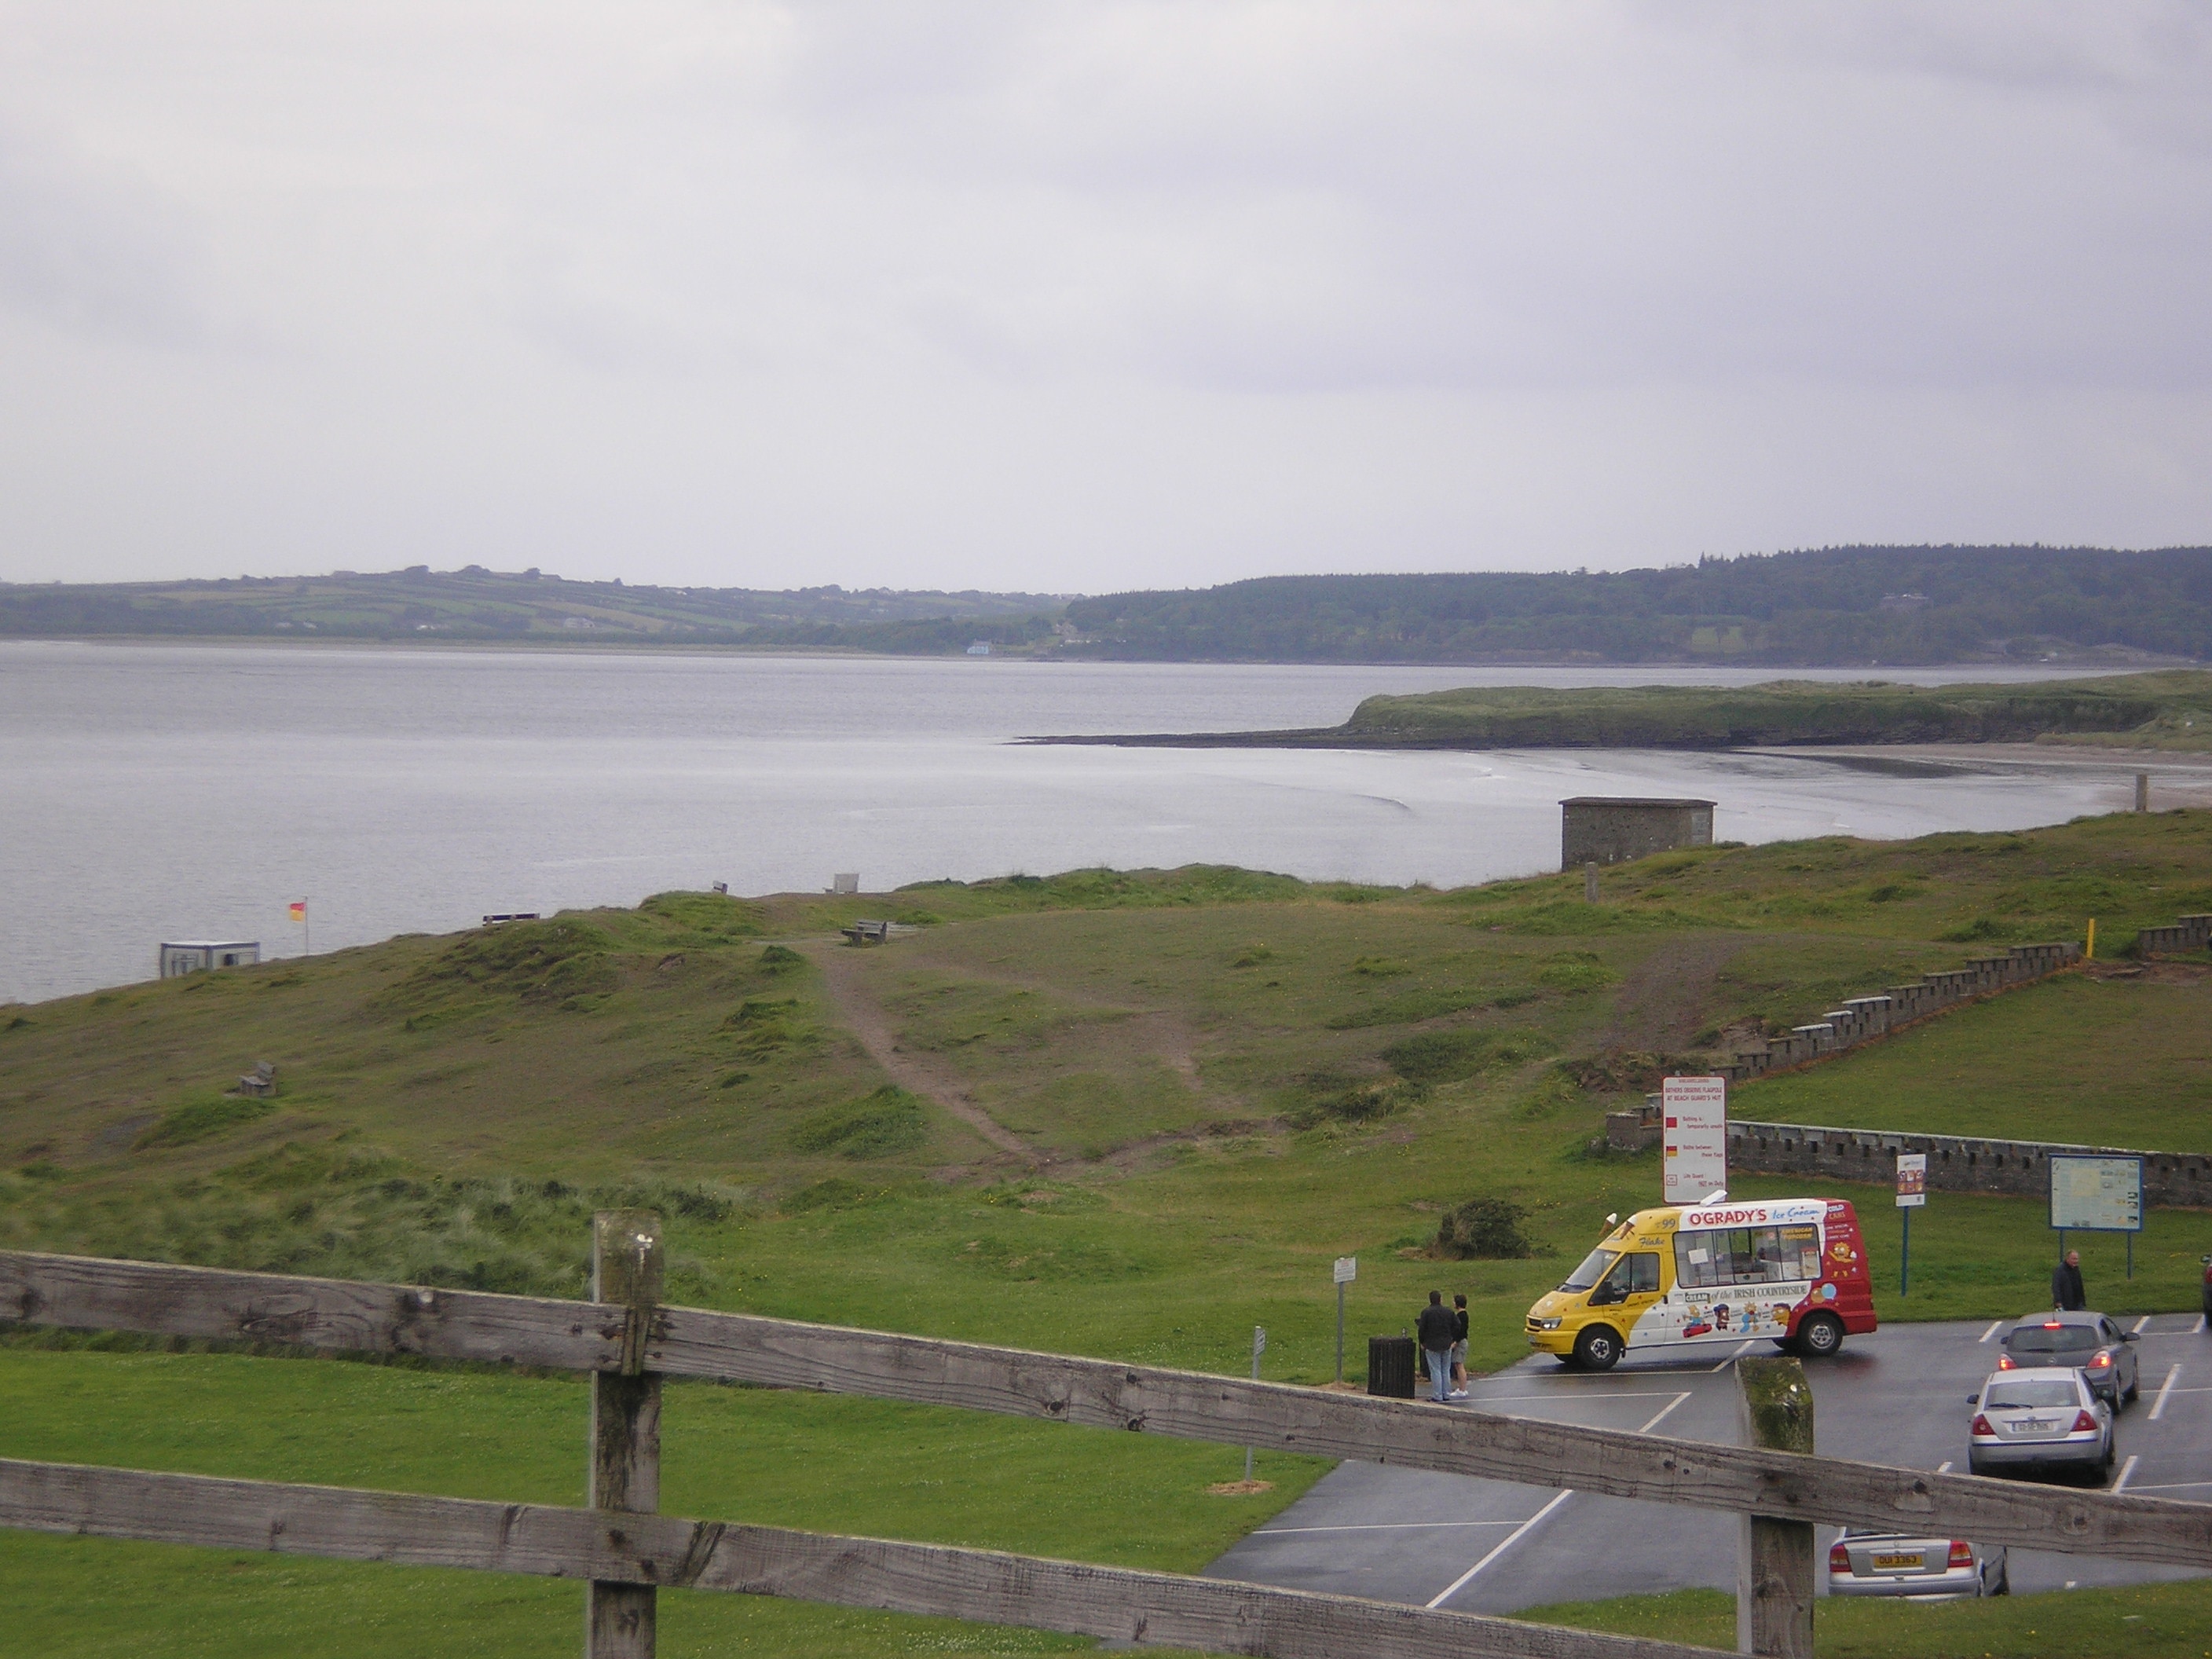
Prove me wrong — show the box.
[5,1247,2210,1569]
[0,1457,1718,1659]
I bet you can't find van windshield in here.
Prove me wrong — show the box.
[1560,1247,1617,1292]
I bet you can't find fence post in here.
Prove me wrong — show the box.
[589,1211,664,1659]
[1734,1356,1815,1659]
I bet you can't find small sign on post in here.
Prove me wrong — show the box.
[1895,1153,1926,1296]
[1661,1075,1728,1204]
[1331,1258,1357,1383]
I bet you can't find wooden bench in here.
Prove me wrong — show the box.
[840,919,891,946]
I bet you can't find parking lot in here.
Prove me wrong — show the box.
[1207,1313,2212,1615]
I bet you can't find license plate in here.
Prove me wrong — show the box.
[1871,1552,1924,1571]
[2012,1419,2053,1434]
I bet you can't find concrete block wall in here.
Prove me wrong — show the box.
[1723,941,2081,1082]
[1727,1119,2212,1210]
[2137,914,2212,956]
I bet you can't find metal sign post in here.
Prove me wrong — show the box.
[1895,1153,1926,1297]
[1243,1327,1267,1483]
[2049,1153,2144,1281]
[1331,1258,1357,1383]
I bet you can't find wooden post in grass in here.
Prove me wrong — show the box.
[590,1211,663,1659]
[1734,1356,1815,1659]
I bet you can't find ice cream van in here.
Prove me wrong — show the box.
[1525,1197,1877,1371]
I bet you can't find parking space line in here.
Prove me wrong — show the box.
[1636,1392,1692,1434]
[2150,1365,2182,1421]
[1474,1391,1687,1404]
[2130,1478,2212,1495]
[1254,1518,1523,1536]
[1710,1340,1756,1372]
[2198,1314,2208,1337]
[1425,1489,1574,1608]
[1936,1460,1952,1474]
[2131,1315,2151,1335]
[2115,1454,2140,1492]
[1979,1320,2003,1343]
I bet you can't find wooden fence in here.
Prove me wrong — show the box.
[3,1221,2210,1659]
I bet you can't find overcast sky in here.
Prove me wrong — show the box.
[3,4,2208,594]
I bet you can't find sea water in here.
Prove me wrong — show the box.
[0,642,2150,1002]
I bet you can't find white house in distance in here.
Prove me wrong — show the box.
[159,941,261,978]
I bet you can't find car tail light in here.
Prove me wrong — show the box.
[1829,1543,1851,1572]
[1997,1353,2017,1369]
[2042,1320,2064,1328]
[1970,1414,1994,1437]
[2073,1410,2099,1433]
[2088,1350,2111,1369]
[1947,1541,1974,1568]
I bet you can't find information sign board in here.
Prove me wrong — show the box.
[1895,1152,1927,1208]
[1661,1075,1727,1204]
[1332,1256,1357,1284]
[2049,1155,2143,1233]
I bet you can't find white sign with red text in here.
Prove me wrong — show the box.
[1661,1075,1728,1205]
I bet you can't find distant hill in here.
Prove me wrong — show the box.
[0,567,1072,653]
[1062,546,2212,666]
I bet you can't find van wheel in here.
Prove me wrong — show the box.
[1572,1325,1623,1372]
[1796,1313,1845,1358]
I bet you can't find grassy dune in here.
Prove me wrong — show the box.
[3,815,2211,1655]
[1335,670,2212,749]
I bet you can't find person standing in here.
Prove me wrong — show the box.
[1416,1291,1457,1404]
[1449,1293,1470,1399]
[2052,1249,2086,1311]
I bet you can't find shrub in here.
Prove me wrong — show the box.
[1437,1196,1534,1259]
[1537,952,1618,993]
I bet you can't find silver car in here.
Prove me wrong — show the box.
[1998,1311,2141,1406]
[1828,1529,2008,1598]
[1968,1368,2114,1482]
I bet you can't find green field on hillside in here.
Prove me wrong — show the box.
[4,814,2211,1656]
[1522,1581,2212,1659]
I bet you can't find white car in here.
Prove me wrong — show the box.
[1968,1367,2114,1483]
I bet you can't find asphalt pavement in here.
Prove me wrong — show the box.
[1207,1313,2212,1615]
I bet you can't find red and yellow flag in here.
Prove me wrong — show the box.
[288,902,307,922]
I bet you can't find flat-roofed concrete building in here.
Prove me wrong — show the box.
[159,940,260,978]
[1560,797,1715,869]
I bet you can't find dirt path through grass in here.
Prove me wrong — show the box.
[1602,934,1740,1051]
[797,940,1036,1160]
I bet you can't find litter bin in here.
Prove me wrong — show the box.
[1367,1335,1417,1399]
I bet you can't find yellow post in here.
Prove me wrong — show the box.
[2086,918,2097,961]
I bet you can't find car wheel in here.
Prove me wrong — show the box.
[2124,1373,2140,1404]
[1796,1313,1845,1359]
[1572,1324,1623,1372]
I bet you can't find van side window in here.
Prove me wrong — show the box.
[1675,1230,1719,1289]
[1779,1224,1820,1280]
[1591,1252,1661,1304]
[1677,1226,1818,1289]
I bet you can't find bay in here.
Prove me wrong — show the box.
[0,642,2155,1004]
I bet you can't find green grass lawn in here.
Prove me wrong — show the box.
[1522,1582,2212,1658]
[0,1347,1315,1658]
[1736,971,2212,1152]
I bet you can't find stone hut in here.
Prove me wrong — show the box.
[1560,797,1716,869]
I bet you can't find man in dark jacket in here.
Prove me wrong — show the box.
[2052,1250,2086,1311]
[1416,1291,1457,1403]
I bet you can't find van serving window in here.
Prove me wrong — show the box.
[1675,1224,1818,1290]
